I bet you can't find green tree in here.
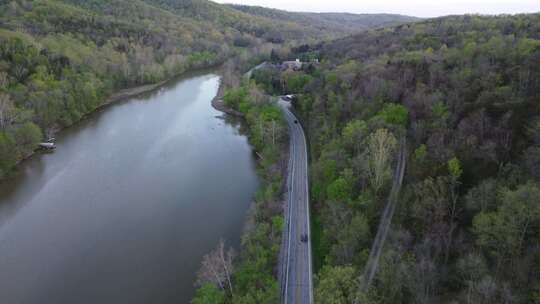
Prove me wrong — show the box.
[13,122,42,156]
[377,103,408,127]
[284,73,313,93]
[327,177,353,202]
[342,119,367,155]
[191,284,225,304]
[328,213,370,265]
[447,157,462,180]
[473,183,540,271]
[0,132,16,177]
[315,265,358,304]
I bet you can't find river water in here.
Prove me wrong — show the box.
[0,72,258,304]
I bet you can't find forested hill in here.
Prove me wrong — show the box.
[227,4,420,33]
[0,0,416,178]
[249,13,540,303]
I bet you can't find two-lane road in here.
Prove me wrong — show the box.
[279,98,313,304]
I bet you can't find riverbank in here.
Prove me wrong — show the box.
[192,79,289,302]
[5,67,223,180]
[12,80,169,172]
[0,73,259,304]
[210,80,244,117]
[105,81,168,104]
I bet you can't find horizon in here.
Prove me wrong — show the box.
[213,0,540,18]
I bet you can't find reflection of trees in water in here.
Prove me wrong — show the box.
[0,155,46,227]
[219,114,250,137]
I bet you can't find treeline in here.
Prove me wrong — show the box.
[192,73,288,303]
[227,4,419,34]
[0,0,230,176]
[251,13,540,303]
[0,0,416,177]
[0,0,332,178]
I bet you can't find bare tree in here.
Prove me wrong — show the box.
[367,128,397,193]
[196,239,235,296]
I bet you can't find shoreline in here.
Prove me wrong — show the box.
[105,80,168,105]
[210,80,244,117]
[11,80,168,170]
[9,68,218,177]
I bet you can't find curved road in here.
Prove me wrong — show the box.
[278,99,313,304]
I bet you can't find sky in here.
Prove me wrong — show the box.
[212,0,540,18]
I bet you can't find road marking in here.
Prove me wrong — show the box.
[283,104,296,304]
[279,100,313,304]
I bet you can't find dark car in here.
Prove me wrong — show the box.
[300,234,308,243]
[294,120,298,124]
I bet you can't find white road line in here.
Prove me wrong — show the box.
[279,100,313,304]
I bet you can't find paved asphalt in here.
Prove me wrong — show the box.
[278,99,313,304]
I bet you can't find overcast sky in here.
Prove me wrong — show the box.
[213,0,540,18]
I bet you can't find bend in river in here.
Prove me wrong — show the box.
[0,72,258,304]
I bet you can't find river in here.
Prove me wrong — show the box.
[0,72,258,304]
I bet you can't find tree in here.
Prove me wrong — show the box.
[342,119,367,155]
[0,132,16,177]
[465,179,497,212]
[327,177,353,202]
[455,253,489,304]
[0,92,15,129]
[377,103,408,127]
[315,266,358,304]
[411,177,451,259]
[191,283,225,304]
[13,122,42,156]
[366,128,397,193]
[473,183,540,273]
[270,49,280,63]
[328,213,370,265]
[445,157,462,263]
[196,239,235,296]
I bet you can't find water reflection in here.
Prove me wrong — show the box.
[0,71,258,304]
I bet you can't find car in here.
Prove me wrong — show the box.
[294,120,298,124]
[300,234,308,243]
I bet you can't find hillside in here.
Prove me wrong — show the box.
[0,0,417,177]
[228,4,420,33]
[248,13,540,303]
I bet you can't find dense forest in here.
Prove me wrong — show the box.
[0,0,413,178]
[6,1,539,303]
[249,13,540,304]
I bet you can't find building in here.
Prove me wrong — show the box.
[281,59,302,71]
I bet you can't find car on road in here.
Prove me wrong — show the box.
[300,233,308,243]
[294,120,298,124]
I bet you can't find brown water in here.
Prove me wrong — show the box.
[0,72,258,304]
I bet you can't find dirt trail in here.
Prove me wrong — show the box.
[359,137,407,294]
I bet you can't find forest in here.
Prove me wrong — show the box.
[248,13,540,304]
[0,0,411,178]
[4,1,539,303]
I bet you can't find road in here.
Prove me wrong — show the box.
[244,61,270,79]
[278,98,313,304]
